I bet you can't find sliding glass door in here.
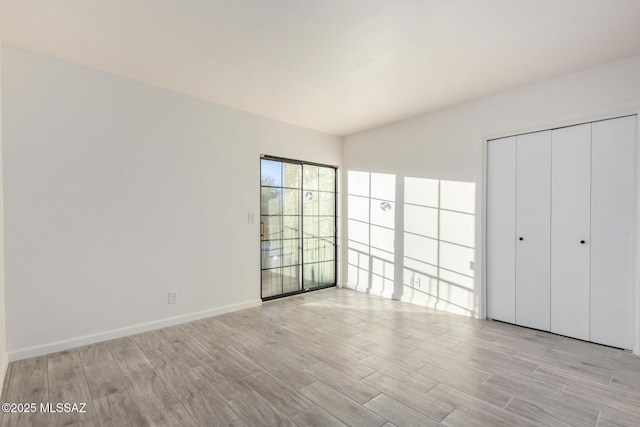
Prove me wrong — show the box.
[260,156,337,300]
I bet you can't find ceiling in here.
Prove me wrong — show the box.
[2,1,640,136]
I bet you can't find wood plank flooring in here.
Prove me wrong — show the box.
[2,288,640,426]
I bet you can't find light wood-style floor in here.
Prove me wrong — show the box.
[2,288,640,426]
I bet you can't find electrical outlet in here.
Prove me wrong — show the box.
[168,291,178,304]
[247,213,254,223]
[469,261,475,270]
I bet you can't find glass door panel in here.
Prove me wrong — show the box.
[282,216,299,239]
[303,165,319,190]
[261,157,336,299]
[318,217,335,238]
[302,164,336,291]
[261,159,302,299]
[282,266,300,293]
[303,262,335,288]
[319,167,335,191]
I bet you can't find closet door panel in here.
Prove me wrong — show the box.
[591,116,636,349]
[551,124,591,341]
[515,131,551,330]
[487,137,516,323]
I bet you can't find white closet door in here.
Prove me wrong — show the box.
[516,131,551,331]
[487,137,516,323]
[551,124,591,341]
[591,116,636,349]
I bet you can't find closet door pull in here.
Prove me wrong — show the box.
[519,237,524,241]
[580,240,586,244]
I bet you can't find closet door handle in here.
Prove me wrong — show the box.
[519,237,524,241]
[580,240,586,244]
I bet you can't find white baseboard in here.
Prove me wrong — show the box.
[343,283,394,300]
[9,299,262,361]
[0,351,8,397]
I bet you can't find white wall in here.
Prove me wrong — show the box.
[1,45,341,359]
[0,44,9,391]
[343,55,640,350]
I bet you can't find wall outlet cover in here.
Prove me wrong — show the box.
[168,291,178,304]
